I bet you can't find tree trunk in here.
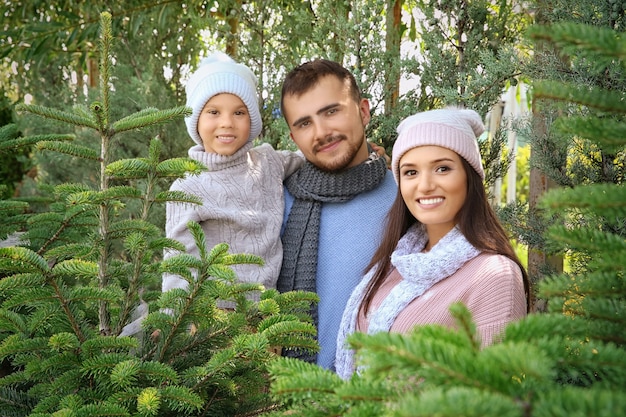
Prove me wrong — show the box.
[384,0,402,115]
[527,0,562,313]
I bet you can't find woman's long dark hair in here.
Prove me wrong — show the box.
[361,157,531,314]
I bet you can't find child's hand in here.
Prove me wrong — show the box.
[368,142,391,168]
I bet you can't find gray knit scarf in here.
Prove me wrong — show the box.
[277,149,388,362]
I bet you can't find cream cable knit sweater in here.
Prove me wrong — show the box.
[163,142,303,300]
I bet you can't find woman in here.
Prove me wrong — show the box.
[335,107,529,379]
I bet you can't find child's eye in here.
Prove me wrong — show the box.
[436,166,451,173]
[402,169,417,177]
[235,109,247,116]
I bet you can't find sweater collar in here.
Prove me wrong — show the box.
[187,141,253,171]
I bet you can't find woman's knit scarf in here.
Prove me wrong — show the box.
[335,224,481,379]
[277,149,388,363]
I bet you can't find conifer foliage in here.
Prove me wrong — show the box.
[264,22,626,417]
[0,12,317,417]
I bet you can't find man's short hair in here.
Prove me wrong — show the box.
[280,59,362,119]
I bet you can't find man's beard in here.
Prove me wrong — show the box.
[313,133,364,172]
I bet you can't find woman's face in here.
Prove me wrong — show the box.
[398,145,468,248]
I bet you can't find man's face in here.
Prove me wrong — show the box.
[282,75,371,172]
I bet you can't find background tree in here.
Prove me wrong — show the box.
[1,0,529,155]
[0,91,31,201]
[499,0,626,307]
[400,0,530,111]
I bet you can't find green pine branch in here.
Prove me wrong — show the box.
[35,140,100,160]
[154,190,203,205]
[533,81,626,114]
[111,106,192,133]
[541,183,626,221]
[98,12,113,128]
[528,22,626,69]
[14,104,99,130]
[156,158,207,178]
[0,123,19,142]
[554,116,626,152]
[0,129,75,151]
[0,387,33,417]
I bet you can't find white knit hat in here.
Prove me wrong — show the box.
[391,107,485,183]
[184,52,262,147]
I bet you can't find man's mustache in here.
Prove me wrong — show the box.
[313,134,346,152]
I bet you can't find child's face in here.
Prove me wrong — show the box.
[197,93,251,155]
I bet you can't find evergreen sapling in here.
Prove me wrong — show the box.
[0,12,317,417]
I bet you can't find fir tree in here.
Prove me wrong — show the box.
[263,21,626,417]
[0,12,317,417]
[499,0,626,296]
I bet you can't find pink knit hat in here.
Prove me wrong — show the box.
[391,107,485,183]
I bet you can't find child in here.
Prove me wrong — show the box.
[162,52,303,303]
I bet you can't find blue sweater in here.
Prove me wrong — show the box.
[283,171,397,370]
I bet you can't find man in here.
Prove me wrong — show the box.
[277,59,397,370]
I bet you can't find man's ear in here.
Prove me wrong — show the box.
[359,98,371,126]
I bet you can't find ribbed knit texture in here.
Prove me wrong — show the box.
[392,108,486,182]
[163,142,303,304]
[184,52,262,146]
[336,250,526,379]
[336,225,481,378]
[361,256,526,337]
[277,151,389,364]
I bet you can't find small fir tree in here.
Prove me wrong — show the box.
[0,12,317,417]
[263,22,626,417]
